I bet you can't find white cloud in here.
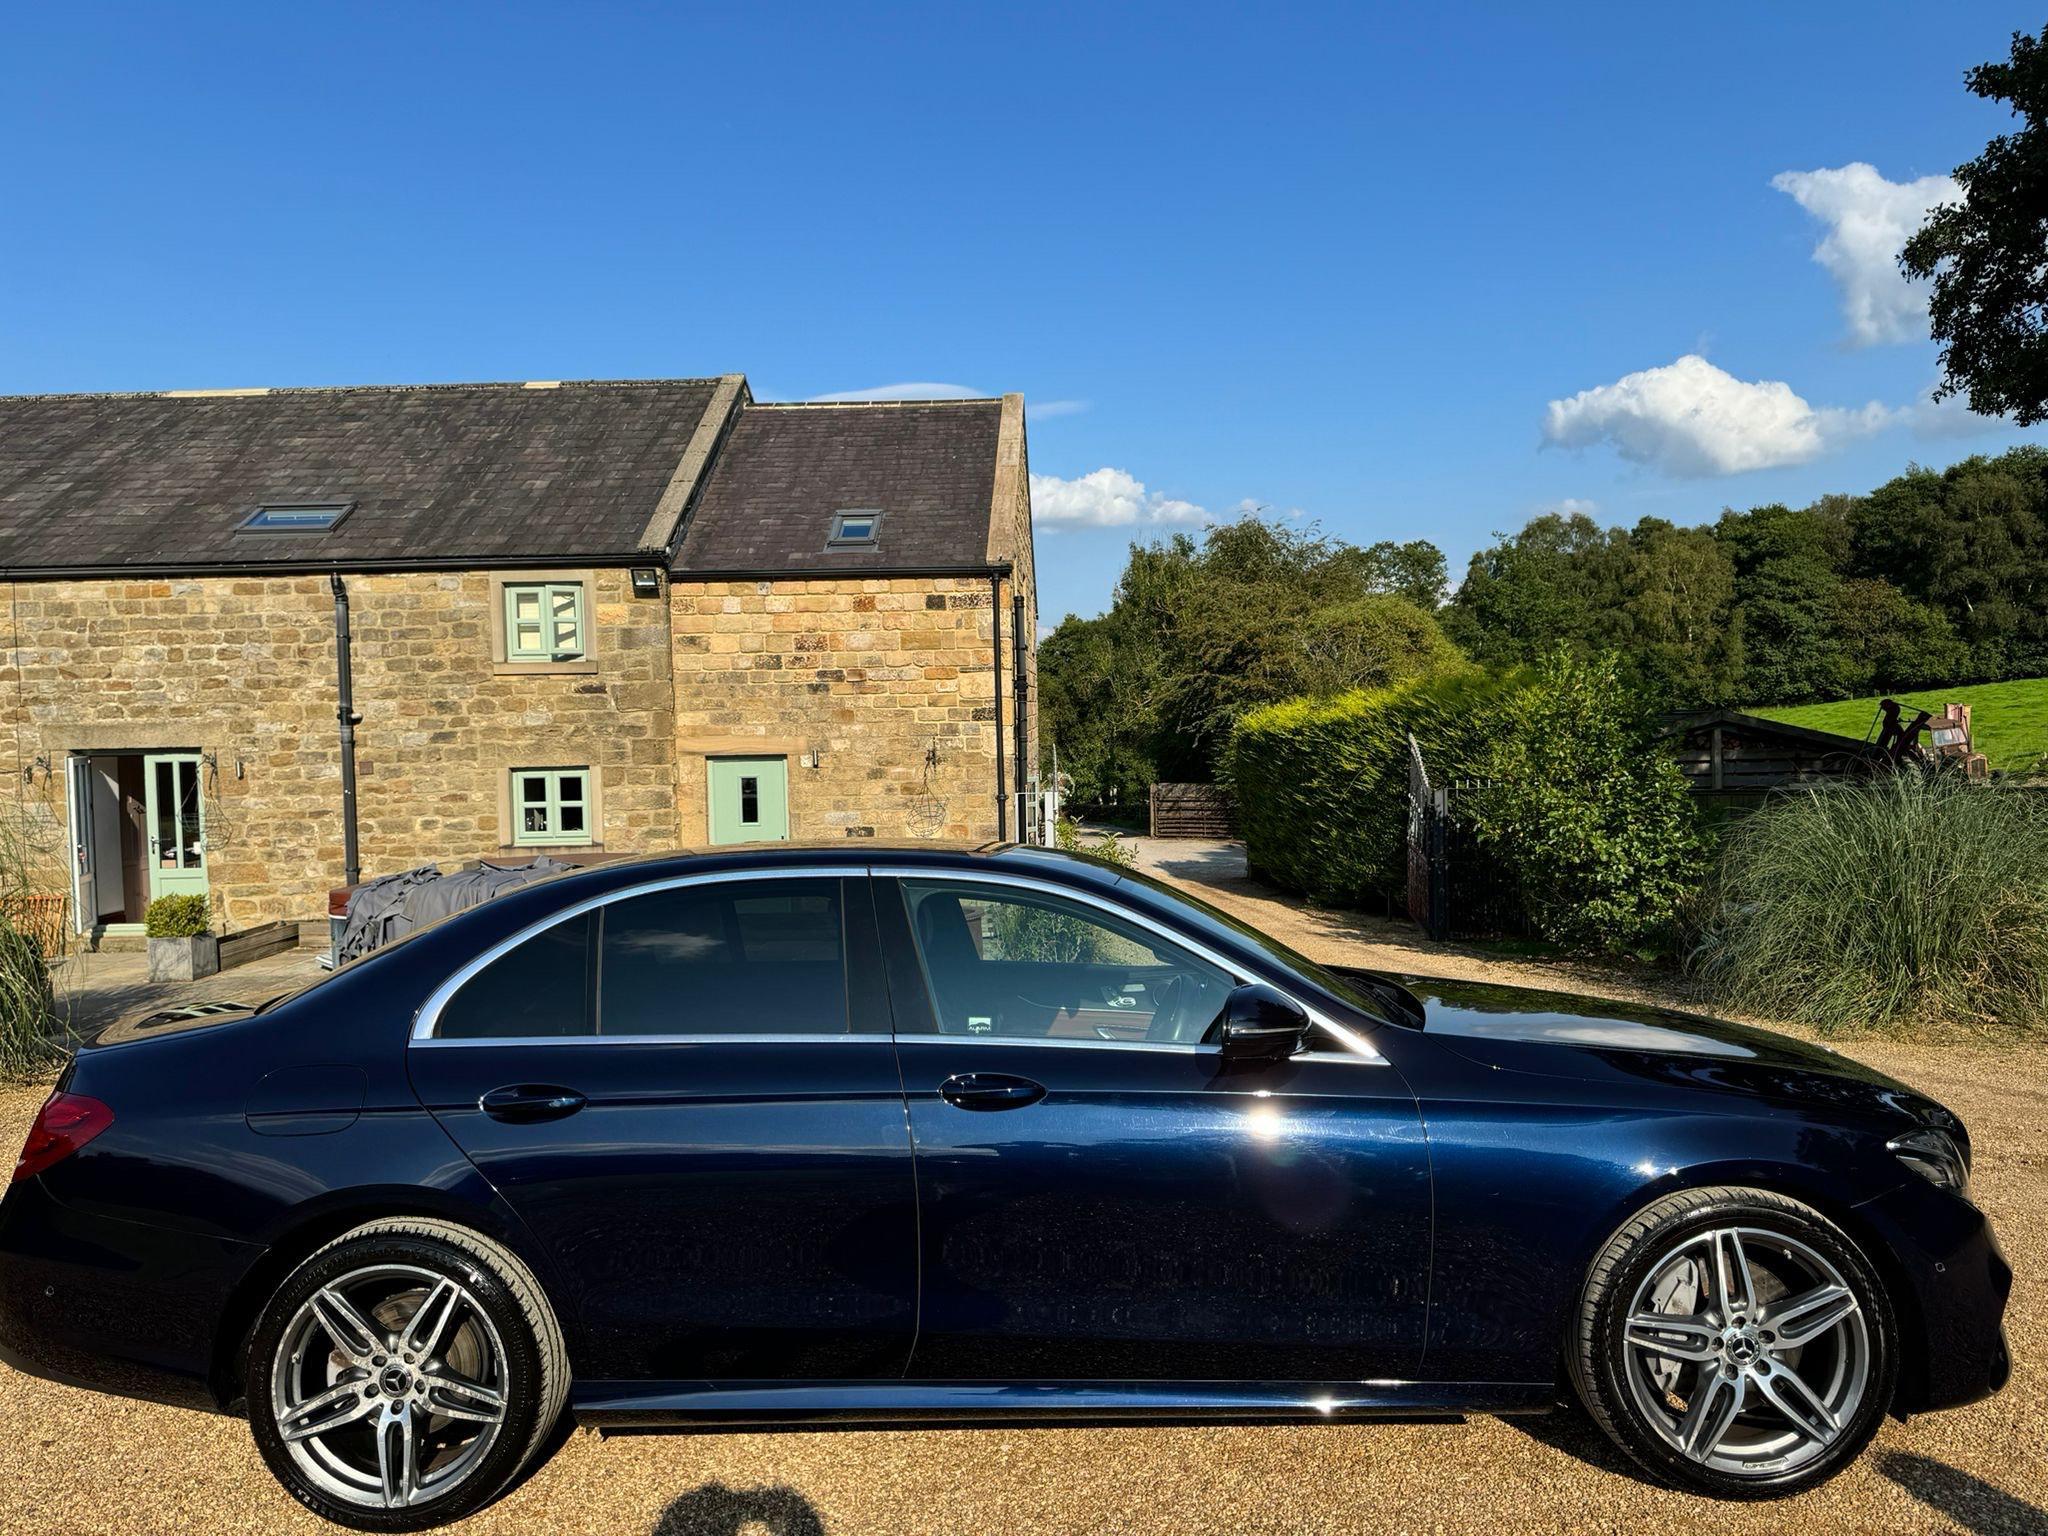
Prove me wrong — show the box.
[1771,162,1961,346]
[1543,355,1894,477]
[1541,497,1599,517]
[1903,382,2008,441]
[1029,467,1214,528]
[808,382,986,402]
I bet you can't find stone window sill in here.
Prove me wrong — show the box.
[492,659,600,678]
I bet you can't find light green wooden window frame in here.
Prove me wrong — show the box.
[512,768,591,846]
[503,582,587,662]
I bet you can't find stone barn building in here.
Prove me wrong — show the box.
[0,376,1038,938]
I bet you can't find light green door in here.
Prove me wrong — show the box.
[708,756,789,845]
[144,753,208,903]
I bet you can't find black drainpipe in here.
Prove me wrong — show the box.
[330,574,361,887]
[990,570,1007,840]
[1012,587,1029,839]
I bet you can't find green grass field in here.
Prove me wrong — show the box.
[1749,677,2048,773]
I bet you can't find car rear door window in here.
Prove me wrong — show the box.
[435,911,595,1038]
[598,879,848,1035]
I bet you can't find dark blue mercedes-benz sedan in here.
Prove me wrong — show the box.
[0,844,2011,1528]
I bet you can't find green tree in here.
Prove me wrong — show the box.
[1849,449,2048,680]
[1443,511,1626,667]
[1162,589,1460,771]
[1716,502,1856,703]
[1615,517,1742,705]
[1902,25,2048,423]
[1037,612,1159,813]
[1352,539,1450,608]
[1829,578,1968,695]
[1038,515,1461,803]
[1448,512,1740,707]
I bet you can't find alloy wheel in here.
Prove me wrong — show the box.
[1620,1224,1870,1478]
[270,1263,510,1511]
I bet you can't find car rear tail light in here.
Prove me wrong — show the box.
[11,1092,113,1183]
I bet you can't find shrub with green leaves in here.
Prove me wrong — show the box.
[1465,651,1707,953]
[1054,818,1136,869]
[1689,771,2048,1036]
[144,893,212,938]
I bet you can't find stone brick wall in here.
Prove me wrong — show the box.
[669,575,1007,843]
[0,568,674,929]
[0,541,1040,932]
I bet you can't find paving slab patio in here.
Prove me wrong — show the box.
[48,944,329,1040]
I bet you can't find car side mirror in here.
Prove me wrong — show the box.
[1216,983,1311,1059]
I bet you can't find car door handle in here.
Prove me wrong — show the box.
[478,1084,587,1123]
[937,1073,1046,1111]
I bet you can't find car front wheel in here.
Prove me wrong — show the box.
[246,1218,569,1531]
[1571,1186,1897,1499]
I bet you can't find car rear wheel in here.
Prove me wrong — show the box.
[246,1218,569,1531]
[1570,1186,1896,1499]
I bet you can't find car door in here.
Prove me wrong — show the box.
[407,870,917,1386]
[877,871,1432,1383]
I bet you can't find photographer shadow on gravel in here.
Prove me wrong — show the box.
[652,1482,827,1536]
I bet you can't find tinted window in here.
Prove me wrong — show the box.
[436,912,594,1038]
[598,879,847,1036]
[1105,864,1398,1026]
[898,880,1233,1044]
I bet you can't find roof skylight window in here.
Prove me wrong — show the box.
[828,510,881,546]
[237,502,354,534]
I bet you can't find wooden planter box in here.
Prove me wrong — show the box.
[146,935,220,982]
[218,920,299,971]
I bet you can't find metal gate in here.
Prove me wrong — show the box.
[1406,733,1447,939]
[1406,736,1530,942]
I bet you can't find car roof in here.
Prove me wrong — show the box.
[476,839,1134,897]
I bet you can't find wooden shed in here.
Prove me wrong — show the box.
[1658,709,1888,809]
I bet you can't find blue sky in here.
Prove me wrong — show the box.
[2,3,2041,625]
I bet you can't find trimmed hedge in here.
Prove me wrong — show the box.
[1224,666,1518,905]
[1226,651,1705,954]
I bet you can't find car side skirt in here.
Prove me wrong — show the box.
[572,1379,1561,1428]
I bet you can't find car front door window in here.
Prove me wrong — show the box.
[898,879,1234,1044]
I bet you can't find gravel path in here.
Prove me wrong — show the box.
[1,849,2042,1534]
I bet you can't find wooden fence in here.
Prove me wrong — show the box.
[1148,783,1239,839]
[2,892,68,958]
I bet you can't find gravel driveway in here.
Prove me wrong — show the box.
[2,849,2042,1534]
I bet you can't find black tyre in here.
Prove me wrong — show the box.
[1570,1186,1897,1499]
[246,1218,570,1531]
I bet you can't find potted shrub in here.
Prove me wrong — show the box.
[145,894,218,981]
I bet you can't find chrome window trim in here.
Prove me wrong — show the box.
[409,860,1388,1066]
[410,865,851,1043]
[414,1032,874,1049]
[894,1033,1222,1058]
[873,866,1387,1066]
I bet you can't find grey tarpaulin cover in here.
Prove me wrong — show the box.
[337,857,573,964]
